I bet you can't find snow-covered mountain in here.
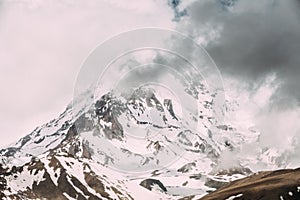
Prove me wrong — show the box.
[0,80,296,199]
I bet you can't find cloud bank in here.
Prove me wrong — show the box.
[177,0,300,106]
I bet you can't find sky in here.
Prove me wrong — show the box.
[0,0,174,146]
[1,0,300,152]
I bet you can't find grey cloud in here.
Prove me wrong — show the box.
[185,0,300,104]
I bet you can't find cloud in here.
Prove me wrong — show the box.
[171,0,300,169]
[256,107,300,149]
[178,0,300,105]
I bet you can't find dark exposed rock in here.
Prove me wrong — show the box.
[147,141,163,152]
[189,174,202,180]
[68,140,81,157]
[102,113,123,140]
[84,172,111,199]
[32,171,68,200]
[178,130,193,146]
[178,162,196,173]
[140,178,167,192]
[0,147,19,157]
[215,167,252,176]
[216,124,235,131]
[129,88,164,112]
[20,135,31,147]
[63,124,78,142]
[74,114,94,133]
[33,136,45,144]
[94,94,124,140]
[204,177,228,190]
[82,141,93,159]
[179,195,196,200]
[164,99,178,120]
[48,155,63,171]
[30,156,40,163]
[70,175,99,199]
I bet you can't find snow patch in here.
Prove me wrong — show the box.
[226,193,243,200]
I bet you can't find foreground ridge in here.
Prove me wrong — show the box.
[199,168,300,200]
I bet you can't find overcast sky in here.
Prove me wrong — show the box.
[1,0,300,149]
[0,0,174,146]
